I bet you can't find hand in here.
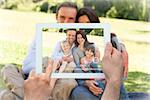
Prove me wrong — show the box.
[85,80,103,96]
[81,39,85,46]
[24,66,52,100]
[94,57,100,63]
[102,43,123,83]
[101,43,124,100]
[62,56,73,62]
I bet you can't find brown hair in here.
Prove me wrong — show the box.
[75,30,94,48]
[76,7,100,23]
[56,2,78,17]
[85,44,95,56]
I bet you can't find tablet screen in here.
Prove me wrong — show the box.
[36,23,110,79]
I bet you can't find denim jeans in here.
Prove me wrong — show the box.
[70,84,130,100]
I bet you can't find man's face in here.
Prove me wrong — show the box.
[56,7,77,23]
[66,30,76,44]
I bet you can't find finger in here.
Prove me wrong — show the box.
[90,89,98,96]
[45,62,53,80]
[91,82,102,92]
[120,44,128,64]
[29,69,36,78]
[112,46,121,56]
[120,43,126,52]
[90,89,100,96]
[104,42,113,57]
[90,86,102,93]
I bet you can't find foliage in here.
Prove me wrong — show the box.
[106,6,118,18]
[0,0,149,21]
[89,29,103,36]
[109,0,146,21]
[83,0,148,21]
[83,0,112,17]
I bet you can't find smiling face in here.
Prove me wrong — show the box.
[85,49,94,58]
[66,30,76,45]
[61,41,71,54]
[77,34,85,45]
[85,44,95,58]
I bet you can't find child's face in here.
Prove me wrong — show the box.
[85,49,94,58]
[62,42,70,53]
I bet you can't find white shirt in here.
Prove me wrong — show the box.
[22,38,36,74]
[22,38,75,74]
[51,39,75,60]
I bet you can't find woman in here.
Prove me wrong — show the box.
[76,7,100,23]
[72,30,103,99]
[76,7,128,79]
[71,7,129,100]
[73,30,100,66]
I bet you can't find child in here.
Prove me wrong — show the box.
[52,40,75,72]
[80,44,105,99]
[80,44,129,99]
[49,40,77,100]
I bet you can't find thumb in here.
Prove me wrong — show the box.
[104,42,113,57]
[45,61,53,79]
[29,69,36,78]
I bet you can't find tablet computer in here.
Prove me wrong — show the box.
[36,23,110,79]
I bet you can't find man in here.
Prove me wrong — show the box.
[24,43,124,100]
[0,2,78,100]
[50,29,78,100]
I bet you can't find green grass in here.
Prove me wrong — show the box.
[0,9,150,93]
[125,72,150,93]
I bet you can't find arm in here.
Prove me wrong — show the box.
[101,43,123,100]
[72,48,80,66]
[80,57,86,71]
[111,34,129,78]
[22,39,36,74]
[51,41,62,60]
[95,47,100,61]
[58,61,67,73]
[80,57,84,65]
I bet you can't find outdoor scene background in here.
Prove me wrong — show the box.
[0,0,150,93]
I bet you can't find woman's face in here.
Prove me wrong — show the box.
[77,34,85,45]
[78,15,90,23]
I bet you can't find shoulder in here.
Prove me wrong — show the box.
[72,47,79,52]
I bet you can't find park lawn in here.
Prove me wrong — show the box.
[0,9,150,93]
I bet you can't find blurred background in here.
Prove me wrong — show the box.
[0,0,150,93]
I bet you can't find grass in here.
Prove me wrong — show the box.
[0,9,150,93]
[125,72,150,93]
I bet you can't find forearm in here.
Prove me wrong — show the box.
[101,79,121,100]
[59,62,67,73]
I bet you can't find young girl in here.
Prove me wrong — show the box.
[80,44,105,99]
[49,40,77,100]
[80,44,101,73]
